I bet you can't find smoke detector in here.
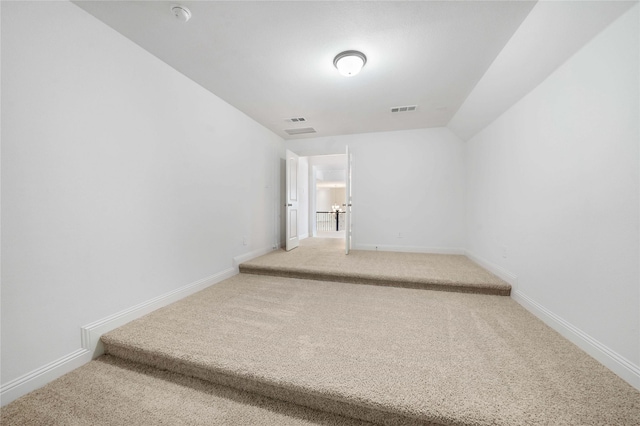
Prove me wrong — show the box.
[171,5,192,22]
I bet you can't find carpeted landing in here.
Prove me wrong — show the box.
[3,244,639,425]
[239,238,511,296]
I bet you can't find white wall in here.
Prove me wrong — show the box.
[448,1,635,141]
[316,188,345,212]
[1,0,283,399]
[316,188,332,212]
[287,128,466,252]
[465,4,639,386]
[4,0,636,403]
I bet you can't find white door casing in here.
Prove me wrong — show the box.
[345,146,352,254]
[285,149,299,251]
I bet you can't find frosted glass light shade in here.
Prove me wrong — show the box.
[333,51,367,77]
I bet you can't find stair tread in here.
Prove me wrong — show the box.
[1,355,370,425]
[101,274,640,426]
[239,241,511,296]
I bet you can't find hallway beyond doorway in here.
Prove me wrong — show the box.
[314,230,345,239]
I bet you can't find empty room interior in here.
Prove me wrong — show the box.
[1,1,639,424]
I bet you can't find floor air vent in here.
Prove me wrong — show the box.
[285,127,316,135]
[391,105,417,113]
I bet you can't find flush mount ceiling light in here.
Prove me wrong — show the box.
[171,5,192,22]
[333,50,367,77]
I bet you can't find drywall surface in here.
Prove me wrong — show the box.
[448,1,634,141]
[316,188,346,212]
[466,5,639,367]
[286,128,466,252]
[1,1,283,386]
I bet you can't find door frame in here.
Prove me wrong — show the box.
[285,149,300,251]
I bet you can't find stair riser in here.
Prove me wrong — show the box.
[238,267,511,296]
[102,341,442,426]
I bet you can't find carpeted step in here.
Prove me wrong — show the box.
[1,355,371,425]
[100,274,640,426]
[239,242,511,296]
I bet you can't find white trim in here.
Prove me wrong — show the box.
[233,246,276,268]
[463,250,518,289]
[1,349,92,406]
[81,267,236,357]
[299,233,309,240]
[465,250,639,390]
[1,268,237,407]
[513,290,640,390]
[356,244,464,255]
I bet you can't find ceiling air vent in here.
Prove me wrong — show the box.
[288,117,306,123]
[391,105,417,113]
[285,127,316,135]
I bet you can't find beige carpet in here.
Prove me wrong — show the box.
[4,246,639,425]
[239,238,511,296]
[1,355,370,425]
[99,274,640,426]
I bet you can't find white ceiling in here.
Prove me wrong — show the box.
[72,1,633,141]
[448,1,636,140]
[73,0,536,140]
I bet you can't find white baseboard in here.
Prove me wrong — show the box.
[0,267,236,407]
[233,246,277,267]
[0,349,92,406]
[81,267,236,357]
[512,289,640,390]
[465,250,639,390]
[463,250,518,289]
[356,244,464,255]
[300,233,309,240]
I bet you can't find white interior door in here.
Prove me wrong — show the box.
[285,149,299,251]
[345,146,352,254]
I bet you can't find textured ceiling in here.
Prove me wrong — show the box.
[73,1,536,139]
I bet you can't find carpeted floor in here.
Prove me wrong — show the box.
[100,273,640,426]
[3,240,639,425]
[0,355,371,425]
[240,238,511,296]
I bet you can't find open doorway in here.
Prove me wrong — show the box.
[315,178,346,239]
[307,155,346,240]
